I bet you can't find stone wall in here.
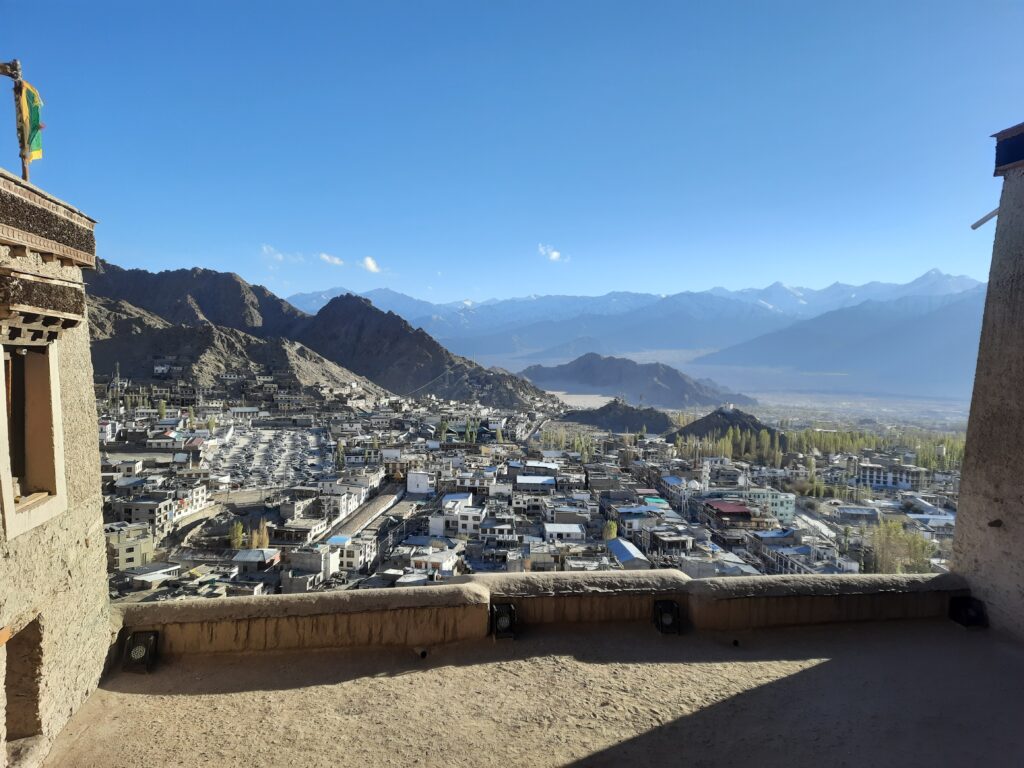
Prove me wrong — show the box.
[955,165,1024,641]
[460,570,692,625]
[0,170,108,768]
[114,572,968,657]
[687,573,967,630]
[118,583,491,655]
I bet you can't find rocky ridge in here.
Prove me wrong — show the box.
[86,262,557,409]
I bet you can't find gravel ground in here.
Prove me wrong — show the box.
[44,620,1024,768]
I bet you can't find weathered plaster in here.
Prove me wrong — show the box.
[955,166,1024,641]
[0,184,106,768]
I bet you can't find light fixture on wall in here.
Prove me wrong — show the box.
[490,603,517,639]
[949,596,988,628]
[123,631,160,673]
[653,600,682,634]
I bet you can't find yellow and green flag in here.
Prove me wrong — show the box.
[17,80,43,162]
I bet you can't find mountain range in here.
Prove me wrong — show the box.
[86,263,986,407]
[521,353,754,409]
[85,262,559,410]
[288,269,986,400]
[693,286,986,400]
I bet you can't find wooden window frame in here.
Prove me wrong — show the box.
[0,342,66,539]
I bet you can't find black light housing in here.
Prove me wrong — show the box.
[123,630,160,673]
[653,600,682,634]
[490,603,517,639]
[949,596,988,628]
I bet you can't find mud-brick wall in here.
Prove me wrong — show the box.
[0,246,109,766]
[955,166,1024,641]
[118,583,492,655]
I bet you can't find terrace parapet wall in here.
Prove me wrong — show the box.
[113,572,970,658]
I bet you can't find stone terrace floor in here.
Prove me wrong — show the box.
[46,619,1024,768]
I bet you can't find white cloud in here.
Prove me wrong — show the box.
[261,244,306,267]
[319,253,344,266]
[262,244,284,262]
[538,243,568,263]
[361,256,382,273]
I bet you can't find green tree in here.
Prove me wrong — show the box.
[757,429,771,464]
[602,520,618,541]
[157,400,167,419]
[229,521,244,549]
[870,520,934,574]
[255,518,270,549]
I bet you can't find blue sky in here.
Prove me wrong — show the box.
[3,1,1022,302]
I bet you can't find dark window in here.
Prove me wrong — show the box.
[4,349,26,483]
[4,346,58,506]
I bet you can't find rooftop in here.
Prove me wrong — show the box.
[44,619,1024,768]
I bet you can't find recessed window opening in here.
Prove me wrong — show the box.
[4,617,44,743]
[3,344,58,510]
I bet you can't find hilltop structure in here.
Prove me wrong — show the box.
[955,120,1024,639]
[0,167,107,764]
[2,122,1024,767]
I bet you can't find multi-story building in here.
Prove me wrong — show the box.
[103,521,155,571]
[703,486,796,525]
[406,468,435,495]
[857,460,929,491]
[330,533,378,572]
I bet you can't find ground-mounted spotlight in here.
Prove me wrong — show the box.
[949,596,988,628]
[653,600,682,634]
[491,603,517,639]
[123,630,160,673]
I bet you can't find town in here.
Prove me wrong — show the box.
[5,6,1024,766]
[96,363,962,602]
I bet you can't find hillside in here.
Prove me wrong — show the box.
[293,295,556,408]
[88,296,172,339]
[560,399,675,434]
[86,260,307,336]
[88,263,556,409]
[666,407,780,443]
[520,353,754,408]
[88,296,388,394]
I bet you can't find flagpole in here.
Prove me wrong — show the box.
[0,59,29,181]
[14,81,28,182]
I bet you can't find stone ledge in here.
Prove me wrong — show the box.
[453,570,693,626]
[688,574,968,631]
[456,569,692,597]
[111,572,970,656]
[117,582,490,626]
[686,573,968,599]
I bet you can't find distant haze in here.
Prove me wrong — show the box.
[289,270,985,402]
